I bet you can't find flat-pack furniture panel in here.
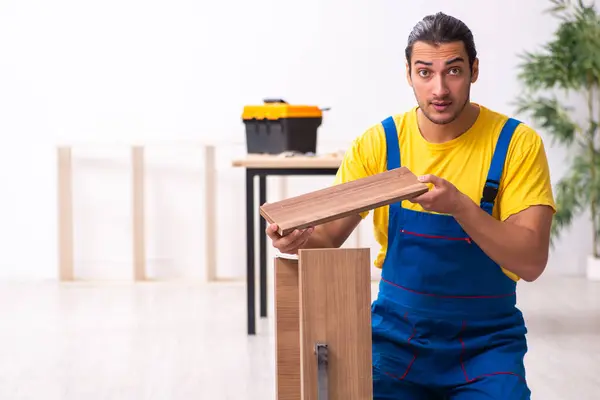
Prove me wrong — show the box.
[260,166,428,235]
[299,248,373,400]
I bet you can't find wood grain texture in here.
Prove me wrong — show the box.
[260,166,428,235]
[298,248,372,400]
[274,257,301,400]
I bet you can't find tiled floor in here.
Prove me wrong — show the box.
[0,275,598,399]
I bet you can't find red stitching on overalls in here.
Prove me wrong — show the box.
[382,278,516,299]
[458,320,527,384]
[382,312,417,381]
[400,229,472,244]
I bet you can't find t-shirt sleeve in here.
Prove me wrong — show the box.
[497,126,557,221]
[333,126,384,219]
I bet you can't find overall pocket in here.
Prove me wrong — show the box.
[371,297,419,379]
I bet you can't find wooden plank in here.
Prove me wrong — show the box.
[57,147,74,281]
[275,256,301,400]
[131,146,146,281]
[204,145,217,282]
[260,166,428,235]
[232,154,342,169]
[298,248,372,400]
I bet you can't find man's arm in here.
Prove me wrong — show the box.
[411,176,554,282]
[453,197,553,281]
[414,126,556,281]
[302,214,363,249]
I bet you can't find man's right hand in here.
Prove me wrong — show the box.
[265,223,314,255]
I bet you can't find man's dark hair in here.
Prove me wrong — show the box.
[405,12,477,73]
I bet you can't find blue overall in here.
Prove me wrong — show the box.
[371,116,530,399]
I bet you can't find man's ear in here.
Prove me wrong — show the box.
[470,58,479,83]
[406,62,413,87]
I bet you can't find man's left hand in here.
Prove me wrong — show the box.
[410,174,470,215]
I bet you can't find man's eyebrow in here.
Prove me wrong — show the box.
[413,57,465,66]
[445,57,464,65]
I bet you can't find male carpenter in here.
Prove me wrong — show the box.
[267,12,555,399]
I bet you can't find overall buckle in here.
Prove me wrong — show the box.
[481,179,499,205]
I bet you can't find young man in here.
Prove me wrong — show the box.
[266,12,555,399]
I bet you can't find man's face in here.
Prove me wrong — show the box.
[406,40,479,125]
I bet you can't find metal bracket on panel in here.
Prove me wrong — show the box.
[315,342,328,400]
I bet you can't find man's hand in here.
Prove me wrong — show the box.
[266,224,314,255]
[265,214,363,255]
[409,174,469,215]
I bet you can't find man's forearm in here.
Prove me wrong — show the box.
[301,226,336,249]
[452,194,548,281]
[299,215,362,250]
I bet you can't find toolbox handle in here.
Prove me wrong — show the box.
[263,98,288,104]
[262,98,331,112]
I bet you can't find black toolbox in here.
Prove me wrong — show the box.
[242,99,324,154]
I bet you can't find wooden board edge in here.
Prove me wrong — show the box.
[259,205,275,226]
[274,257,301,400]
[298,247,371,257]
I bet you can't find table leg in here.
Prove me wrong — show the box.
[246,170,256,335]
[259,175,267,318]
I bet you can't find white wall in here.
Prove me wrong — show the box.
[0,0,592,281]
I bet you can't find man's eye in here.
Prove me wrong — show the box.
[418,70,429,77]
[448,68,461,75]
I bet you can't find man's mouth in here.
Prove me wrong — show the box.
[431,101,452,111]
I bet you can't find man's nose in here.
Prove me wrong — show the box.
[432,76,450,97]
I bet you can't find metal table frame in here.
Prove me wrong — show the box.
[245,166,339,335]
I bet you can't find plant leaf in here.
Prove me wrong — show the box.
[514,94,578,145]
[516,0,600,91]
[550,162,587,244]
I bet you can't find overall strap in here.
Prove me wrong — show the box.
[382,116,400,170]
[480,117,521,215]
[382,116,402,217]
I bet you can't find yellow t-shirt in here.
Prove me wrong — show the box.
[333,104,556,281]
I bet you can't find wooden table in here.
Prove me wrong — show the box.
[232,154,343,335]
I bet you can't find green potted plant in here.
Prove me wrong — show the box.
[514,0,600,279]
